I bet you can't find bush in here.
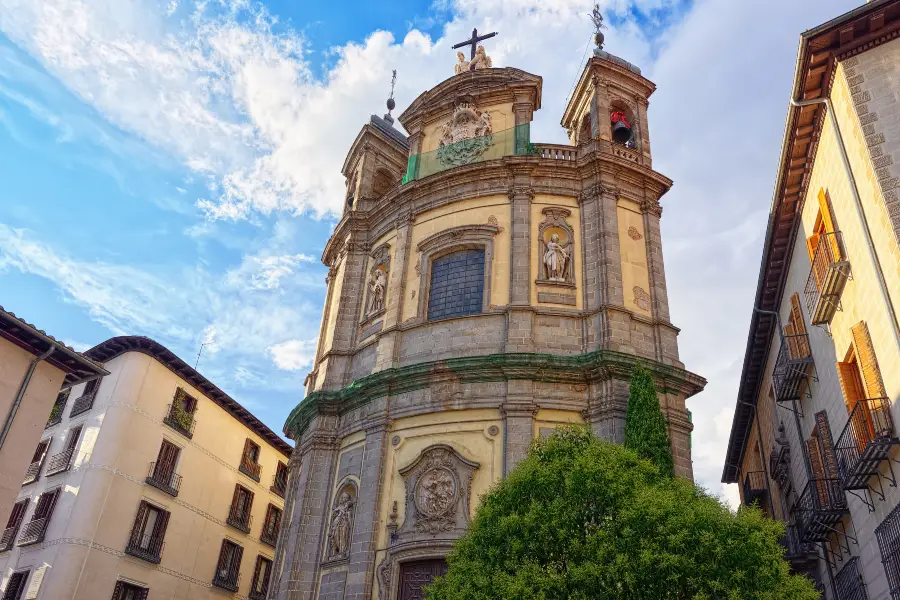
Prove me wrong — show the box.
[625,367,674,477]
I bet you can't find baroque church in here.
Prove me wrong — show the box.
[269,29,706,600]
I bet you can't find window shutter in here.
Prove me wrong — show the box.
[242,438,252,462]
[157,441,179,478]
[130,502,150,546]
[216,541,229,573]
[5,501,27,530]
[65,427,82,452]
[814,412,838,478]
[232,544,244,575]
[152,509,170,546]
[818,189,838,233]
[790,293,807,335]
[851,321,886,399]
[806,437,829,506]
[136,587,149,600]
[806,234,820,264]
[34,489,60,521]
[111,581,124,600]
[31,439,50,465]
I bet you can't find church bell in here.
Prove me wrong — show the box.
[612,119,632,145]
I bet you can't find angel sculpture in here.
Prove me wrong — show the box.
[454,51,470,74]
[543,234,571,282]
[475,111,492,137]
[470,45,492,70]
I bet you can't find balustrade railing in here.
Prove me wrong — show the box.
[804,231,850,325]
[835,397,898,490]
[533,144,577,161]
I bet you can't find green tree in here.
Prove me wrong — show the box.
[625,366,674,477]
[427,428,818,600]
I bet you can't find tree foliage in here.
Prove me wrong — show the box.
[427,428,818,600]
[625,367,675,477]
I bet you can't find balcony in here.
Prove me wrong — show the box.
[772,333,814,402]
[804,231,851,325]
[22,460,42,485]
[145,461,182,497]
[260,524,279,548]
[270,472,287,498]
[69,392,95,418]
[125,533,164,564]
[533,144,577,161]
[0,527,18,552]
[834,556,868,600]
[45,407,63,429]
[794,478,848,542]
[213,569,241,593]
[16,518,49,547]
[44,448,74,476]
[835,398,899,490]
[779,522,819,575]
[769,442,791,491]
[239,456,261,483]
[227,505,253,534]
[163,403,196,439]
[742,471,767,507]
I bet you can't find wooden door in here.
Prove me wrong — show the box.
[398,559,448,600]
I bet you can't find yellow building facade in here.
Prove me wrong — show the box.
[274,46,705,600]
[0,336,290,600]
[723,1,900,598]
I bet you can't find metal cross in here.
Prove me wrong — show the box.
[452,28,498,61]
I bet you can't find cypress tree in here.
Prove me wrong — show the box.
[624,366,674,477]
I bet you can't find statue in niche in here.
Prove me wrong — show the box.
[543,233,571,282]
[470,45,492,70]
[368,268,386,314]
[328,491,354,559]
[454,52,470,74]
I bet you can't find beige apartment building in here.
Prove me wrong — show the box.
[0,336,291,600]
[722,1,900,599]
[0,307,107,533]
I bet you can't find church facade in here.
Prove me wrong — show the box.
[269,43,705,600]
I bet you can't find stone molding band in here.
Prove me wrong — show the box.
[284,349,706,438]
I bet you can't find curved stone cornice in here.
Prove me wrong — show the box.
[283,350,706,439]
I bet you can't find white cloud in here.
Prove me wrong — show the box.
[268,338,317,371]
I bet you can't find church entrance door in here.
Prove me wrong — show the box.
[398,559,448,600]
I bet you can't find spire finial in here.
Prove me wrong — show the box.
[384,69,397,125]
[589,3,607,55]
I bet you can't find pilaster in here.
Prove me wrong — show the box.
[323,238,369,390]
[374,212,413,372]
[506,176,534,353]
[502,380,536,475]
[641,197,680,365]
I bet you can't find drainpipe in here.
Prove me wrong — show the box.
[0,347,55,451]
[790,95,900,355]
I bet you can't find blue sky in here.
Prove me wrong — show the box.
[0,0,860,502]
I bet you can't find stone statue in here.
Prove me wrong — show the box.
[368,269,386,314]
[475,111,492,138]
[470,45,492,70]
[454,51,470,74]
[543,234,571,281]
[328,491,354,559]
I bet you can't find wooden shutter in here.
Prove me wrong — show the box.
[806,437,829,506]
[4,571,28,600]
[33,489,60,521]
[216,541,230,574]
[5,501,27,530]
[111,581,124,600]
[231,544,244,576]
[851,321,886,399]
[130,502,150,545]
[837,361,865,408]
[806,233,820,263]
[156,441,179,478]
[30,439,50,465]
[151,509,170,547]
[65,426,82,452]
[789,293,807,335]
[815,412,839,478]
[818,189,838,233]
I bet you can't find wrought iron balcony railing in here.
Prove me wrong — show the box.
[772,333,814,402]
[239,456,261,482]
[16,518,49,547]
[69,392,96,418]
[22,460,43,485]
[125,532,165,564]
[835,397,899,491]
[163,403,196,439]
[44,448,75,476]
[779,522,818,564]
[804,231,851,325]
[742,471,767,507]
[0,526,18,552]
[834,556,869,600]
[45,408,63,429]
[260,523,279,548]
[769,443,791,491]
[875,502,900,600]
[146,461,182,497]
[271,472,287,498]
[213,569,241,592]
[794,478,848,542]
[226,505,253,534]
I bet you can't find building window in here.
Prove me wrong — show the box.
[0,500,28,552]
[427,249,485,321]
[164,388,197,438]
[147,439,182,497]
[227,484,254,533]
[110,581,148,600]
[46,424,81,476]
[213,539,243,592]
[125,501,170,563]
[1,570,29,600]
[260,504,282,547]
[876,502,900,599]
[249,555,273,600]
[46,390,69,428]
[71,377,101,417]
[239,439,262,482]
[23,438,51,485]
[271,461,288,498]
[17,488,61,546]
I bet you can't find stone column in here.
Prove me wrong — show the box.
[322,237,369,390]
[591,74,611,142]
[279,414,340,600]
[502,380,536,475]
[635,98,652,167]
[374,211,413,372]
[344,422,389,600]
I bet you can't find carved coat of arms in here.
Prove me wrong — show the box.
[436,97,493,167]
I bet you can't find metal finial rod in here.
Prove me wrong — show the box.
[589,3,606,51]
[389,69,397,100]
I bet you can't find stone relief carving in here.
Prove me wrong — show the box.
[364,244,391,319]
[627,226,643,241]
[326,482,357,562]
[397,445,479,538]
[436,97,493,168]
[537,207,575,286]
[633,286,651,312]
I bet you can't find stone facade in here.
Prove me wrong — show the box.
[272,54,705,600]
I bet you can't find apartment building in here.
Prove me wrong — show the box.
[722,1,900,599]
[0,336,291,600]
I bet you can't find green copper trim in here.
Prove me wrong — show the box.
[284,350,705,438]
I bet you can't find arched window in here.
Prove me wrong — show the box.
[427,249,486,321]
[609,101,636,148]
